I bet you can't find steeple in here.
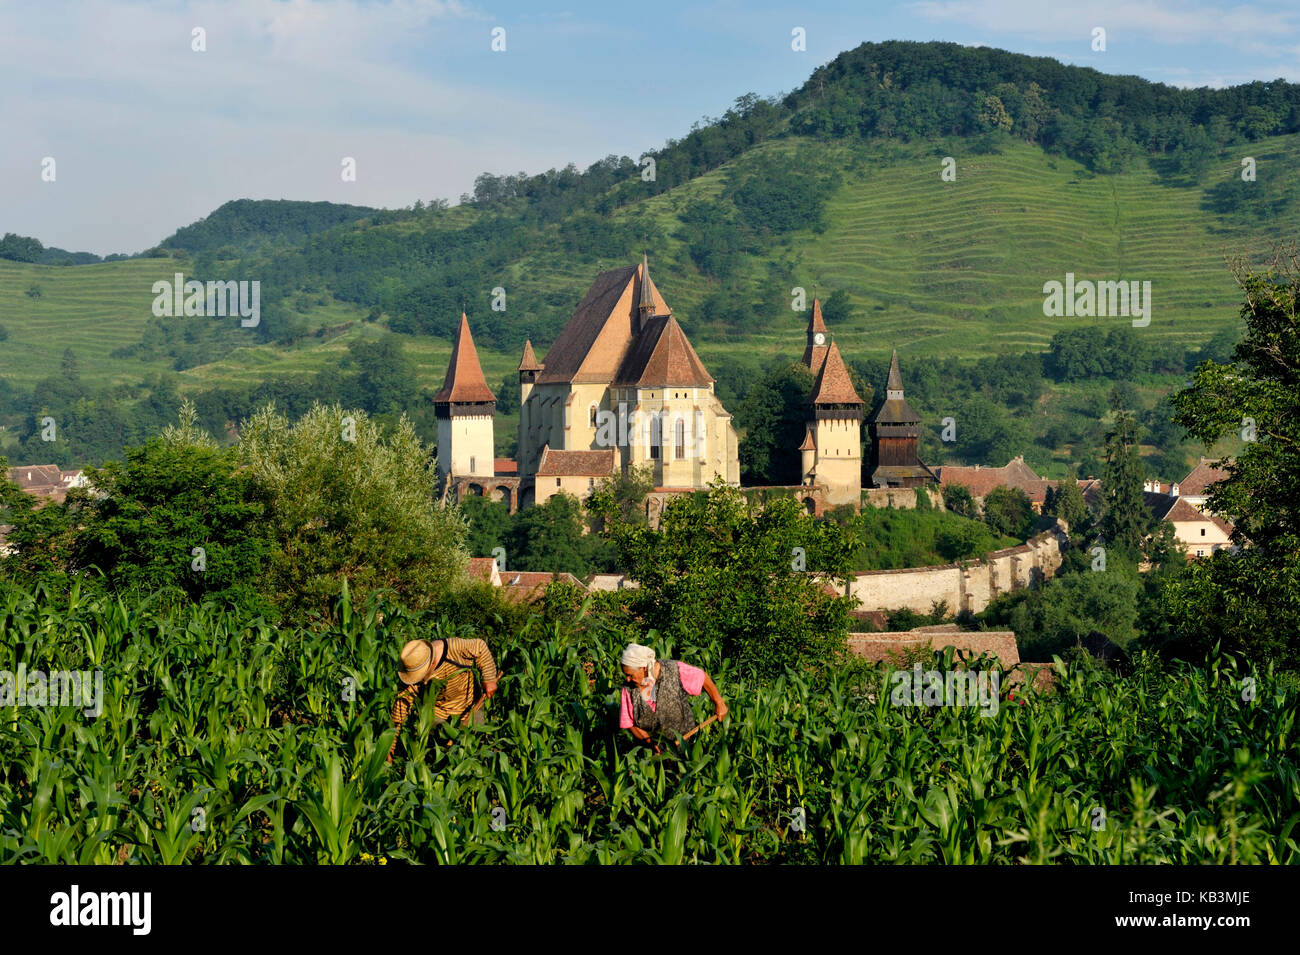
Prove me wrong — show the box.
[434,312,496,483]
[868,346,935,489]
[802,298,831,376]
[518,339,542,373]
[638,254,655,314]
[433,312,496,405]
[886,348,904,400]
[637,253,657,333]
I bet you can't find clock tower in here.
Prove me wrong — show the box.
[802,298,830,377]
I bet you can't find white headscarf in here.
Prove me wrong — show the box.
[621,643,656,674]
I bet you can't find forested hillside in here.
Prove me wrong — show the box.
[1,40,1295,475]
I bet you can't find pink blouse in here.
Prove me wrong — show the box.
[619,662,707,729]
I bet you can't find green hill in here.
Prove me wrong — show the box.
[3,39,1299,471]
[2,133,1288,392]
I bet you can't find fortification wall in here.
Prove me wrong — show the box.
[845,523,1068,615]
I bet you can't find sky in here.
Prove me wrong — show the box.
[3,0,1299,255]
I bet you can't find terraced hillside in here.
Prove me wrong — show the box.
[4,131,1292,401]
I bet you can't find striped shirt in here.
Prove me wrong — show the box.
[389,638,498,759]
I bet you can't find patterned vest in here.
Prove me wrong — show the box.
[628,659,698,737]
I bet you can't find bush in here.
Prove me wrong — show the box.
[942,483,977,518]
[982,486,1035,540]
[239,402,468,620]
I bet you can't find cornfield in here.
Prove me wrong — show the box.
[1,580,1297,864]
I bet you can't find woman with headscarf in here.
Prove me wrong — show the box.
[618,643,727,754]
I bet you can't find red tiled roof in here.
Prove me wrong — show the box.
[798,427,816,452]
[1145,491,1234,535]
[810,341,863,405]
[467,557,499,581]
[1179,459,1230,497]
[937,457,1050,502]
[6,465,67,501]
[517,339,543,372]
[537,264,669,385]
[493,458,518,475]
[499,571,585,603]
[535,447,617,477]
[433,313,496,404]
[614,314,713,388]
[7,464,63,491]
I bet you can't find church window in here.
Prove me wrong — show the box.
[469,456,476,473]
[675,418,685,459]
[650,414,661,459]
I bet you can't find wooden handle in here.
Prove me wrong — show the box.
[682,715,718,740]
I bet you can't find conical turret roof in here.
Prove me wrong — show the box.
[518,339,543,372]
[810,341,864,405]
[434,313,496,404]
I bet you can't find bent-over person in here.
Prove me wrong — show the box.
[618,643,727,755]
[388,637,498,763]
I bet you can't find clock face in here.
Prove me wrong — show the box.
[813,332,825,346]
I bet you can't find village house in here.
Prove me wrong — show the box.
[936,456,1054,512]
[1143,491,1236,558]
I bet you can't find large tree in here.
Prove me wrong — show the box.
[598,482,856,679]
[1044,479,1089,534]
[1100,390,1151,554]
[72,406,274,610]
[239,402,468,620]
[1153,251,1300,666]
[737,362,815,486]
[982,486,1035,540]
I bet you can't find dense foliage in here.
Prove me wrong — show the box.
[1150,252,1300,668]
[238,403,467,619]
[1,581,1295,864]
[792,41,1300,174]
[159,199,378,255]
[594,484,856,680]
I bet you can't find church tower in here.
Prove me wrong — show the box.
[434,313,496,486]
[516,339,543,475]
[868,349,935,488]
[802,298,830,377]
[806,340,864,507]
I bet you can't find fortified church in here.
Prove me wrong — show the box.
[436,257,934,514]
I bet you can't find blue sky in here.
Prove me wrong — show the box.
[3,0,1299,254]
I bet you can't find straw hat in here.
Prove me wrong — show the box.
[399,639,441,685]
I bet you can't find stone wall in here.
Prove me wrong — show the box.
[861,487,944,511]
[843,522,1068,616]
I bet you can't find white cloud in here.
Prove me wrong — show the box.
[907,0,1296,49]
[0,0,623,253]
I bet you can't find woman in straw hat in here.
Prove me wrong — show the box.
[619,643,727,755]
[388,636,499,763]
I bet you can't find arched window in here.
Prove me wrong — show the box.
[649,413,661,459]
[675,417,685,459]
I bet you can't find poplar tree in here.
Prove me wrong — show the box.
[1100,389,1151,554]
